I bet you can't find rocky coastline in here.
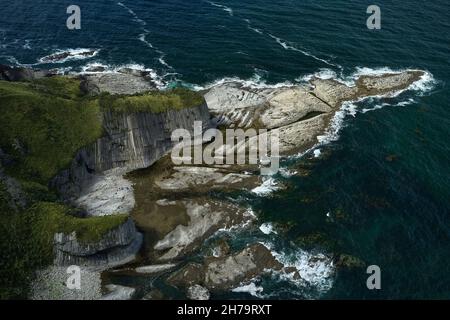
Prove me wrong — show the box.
[0,64,426,299]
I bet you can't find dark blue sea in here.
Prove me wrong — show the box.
[1,0,449,299]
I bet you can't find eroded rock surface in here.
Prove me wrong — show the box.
[154,200,254,261]
[54,218,143,269]
[167,243,283,290]
[205,71,424,155]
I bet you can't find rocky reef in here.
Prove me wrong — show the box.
[0,65,427,300]
[205,70,424,155]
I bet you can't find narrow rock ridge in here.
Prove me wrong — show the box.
[205,70,424,155]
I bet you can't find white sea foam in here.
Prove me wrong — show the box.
[259,222,277,235]
[217,208,256,233]
[261,242,335,296]
[80,62,166,89]
[296,68,338,83]
[206,1,234,16]
[294,67,437,156]
[192,73,295,91]
[268,34,341,70]
[38,48,99,64]
[22,40,31,50]
[313,149,322,158]
[232,282,264,297]
[251,178,280,196]
[244,19,263,35]
[117,1,146,26]
[278,167,297,178]
[138,32,155,49]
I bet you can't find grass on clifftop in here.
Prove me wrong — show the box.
[0,77,126,299]
[0,198,128,299]
[0,78,102,184]
[100,87,205,113]
[0,76,203,298]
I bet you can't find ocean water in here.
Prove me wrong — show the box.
[1,0,449,299]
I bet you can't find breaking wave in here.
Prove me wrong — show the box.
[206,1,234,16]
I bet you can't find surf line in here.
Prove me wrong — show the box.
[116,1,174,70]
[205,1,234,16]
[268,33,342,70]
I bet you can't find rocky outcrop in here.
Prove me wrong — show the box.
[39,49,97,64]
[99,284,136,300]
[53,103,213,216]
[154,166,258,192]
[154,199,254,261]
[0,64,55,82]
[80,72,156,95]
[54,218,143,269]
[204,71,425,155]
[167,243,283,291]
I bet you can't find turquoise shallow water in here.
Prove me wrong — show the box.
[1,0,449,299]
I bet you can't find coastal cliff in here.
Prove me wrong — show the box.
[0,65,428,300]
[0,69,211,298]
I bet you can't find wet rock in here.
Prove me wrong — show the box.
[154,200,254,261]
[209,238,231,258]
[39,49,97,63]
[155,166,258,192]
[142,289,165,300]
[84,65,107,73]
[167,263,204,287]
[204,71,424,155]
[335,254,366,270]
[135,264,177,274]
[167,243,283,291]
[99,284,136,300]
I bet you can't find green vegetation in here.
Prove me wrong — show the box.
[0,199,128,299]
[100,87,204,114]
[0,76,203,299]
[0,78,102,183]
